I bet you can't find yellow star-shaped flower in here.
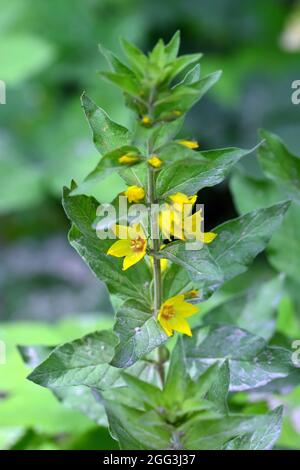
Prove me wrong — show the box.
[107,224,147,270]
[158,295,198,337]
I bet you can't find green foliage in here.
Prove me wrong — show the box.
[19,33,298,451]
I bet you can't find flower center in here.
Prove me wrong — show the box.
[130,236,145,253]
[161,304,175,320]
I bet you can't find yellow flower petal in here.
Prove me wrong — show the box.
[119,154,139,164]
[123,250,146,270]
[124,185,145,203]
[148,156,162,168]
[107,239,131,257]
[175,301,198,318]
[169,192,197,206]
[179,139,199,149]
[168,316,192,336]
[203,232,217,244]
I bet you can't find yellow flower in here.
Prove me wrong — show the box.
[148,156,162,168]
[141,116,152,126]
[173,110,182,117]
[184,289,200,299]
[107,224,147,270]
[158,295,198,337]
[169,192,197,206]
[179,139,199,149]
[159,205,182,239]
[119,153,139,164]
[123,185,145,203]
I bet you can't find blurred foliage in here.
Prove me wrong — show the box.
[1,0,300,451]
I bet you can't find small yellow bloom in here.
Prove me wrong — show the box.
[141,116,152,126]
[159,205,182,240]
[169,192,197,206]
[107,224,147,270]
[123,185,145,203]
[148,155,162,168]
[173,110,182,117]
[179,139,199,149]
[119,153,139,164]
[184,289,200,299]
[158,295,198,337]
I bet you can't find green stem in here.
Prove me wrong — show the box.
[147,163,165,385]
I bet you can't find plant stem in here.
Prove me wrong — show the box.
[147,163,165,386]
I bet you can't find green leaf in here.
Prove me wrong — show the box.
[165,53,203,82]
[268,203,300,284]
[229,173,300,284]
[164,31,180,62]
[223,407,282,450]
[63,186,152,304]
[84,145,140,185]
[258,130,300,203]
[99,71,140,96]
[209,202,290,283]
[156,146,256,197]
[111,300,167,368]
[163,337,189,406]
[155,71,221,117]
[120,38,148,77]
[230,171,283,214]
[28,331,121,389]
[180,408,282,450]
[182,325,296,391]
[81,93,130,156]
[98,43,136,78]
[159,242,224,290]
[207,360,230,414]
[162,263,195,301]
[203,276,284,340]
[104,402,171,450]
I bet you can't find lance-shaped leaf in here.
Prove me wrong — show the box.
[180,407,282,450]
[99,71,140,96]
[223,407,282,450]
[267,203,300,284]
[162,263,195,301]
[258,129,300,203]
[104,401,172,450]
[164,53,203,83]
[164,30,180,62]
[209,201,290,283]
[28,331,121,389]
[120,38,148,77]
[182,325,297,391]
[155,71,221,119]
[63,185,152,304]
[158,241,224,290]
[156,146,256,197]
[111,299,167,368]
[84,145,141,184]
[203,276,284,340]
[230,172,300,284]
[81,93,130,155]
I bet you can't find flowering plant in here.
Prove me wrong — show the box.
[20,33,298,450]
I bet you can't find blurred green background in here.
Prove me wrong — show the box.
[1,0,300,450]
